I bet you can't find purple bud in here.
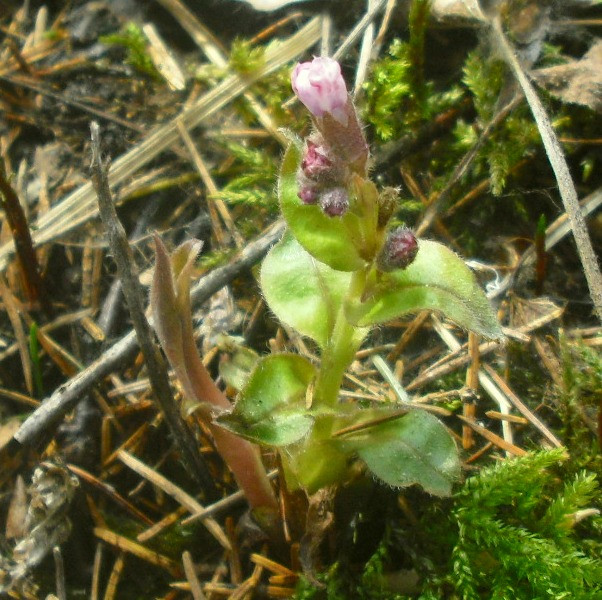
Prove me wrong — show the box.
[320,187,349,217]
[377,227,418,271]
[301,140,332,178]
[292,57,349,125]
[298,185,318,205]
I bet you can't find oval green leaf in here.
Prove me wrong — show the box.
[349,410,461,496]
[279,143,365,272]
[261,232,351,349]
[217,354,315,447]
[346,240,503,339]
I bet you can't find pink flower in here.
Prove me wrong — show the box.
[292,57,348,125]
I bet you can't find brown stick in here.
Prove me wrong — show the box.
[0,162,51,315]
[90,121,217,498]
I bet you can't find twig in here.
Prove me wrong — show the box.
[490,16,602,323]
[53,546,66,600]
[0,161,51,315]
[90,121,217,497]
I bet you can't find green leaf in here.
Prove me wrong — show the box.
[218,354,315,447]
[346,239,503,339]
[348,410,461,496]
[218,343,259,392]
[280,433,351,493]
[261,232,351,349]
[279,143,366,272]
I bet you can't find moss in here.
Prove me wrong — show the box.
[294,449,601,599]
[100,23,161,80]
[229,38,265,75]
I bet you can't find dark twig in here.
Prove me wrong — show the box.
[1,218,284,464]
[53,546,67,600]
[0,161,52,316]
[89,121,217,497]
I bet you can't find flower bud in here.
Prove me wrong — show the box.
[292,58,369,175]
[292,57,348,125]
[377,227,418,271]
[298,185,318,205]
[319,187,349,217]
[377,187,399,229]
[301,140,333,178]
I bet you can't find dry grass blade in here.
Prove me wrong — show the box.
[94,528,180,575]
[66,463,154,526]
[0,161,49,313]
[457,416,527,457]
[250,553,297,578]
[333,0,387,60]
[176,120,242,248]
[102,551,125,600]
[406,304,563,392]
[430,316,514,446]
[117,449,231,551]
[53,547,66,600]
[483,364,563,448]
[0,275,33,395]
[137,506,187,543]
[490,16,602,323]
[0,18,320,271]
[90,543,103,600]
[182,550,207,600]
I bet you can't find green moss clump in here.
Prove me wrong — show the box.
[362,0,462,144]
[100,23,161,80]
[558,336,602,478]
[295,450,601,599]
[229,38,266,75]
[451,449,601,599]
[212,140,277,213]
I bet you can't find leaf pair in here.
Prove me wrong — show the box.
[220,351,460,496]
[262,233,503,349]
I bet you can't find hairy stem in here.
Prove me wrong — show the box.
[314,268,368,410]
